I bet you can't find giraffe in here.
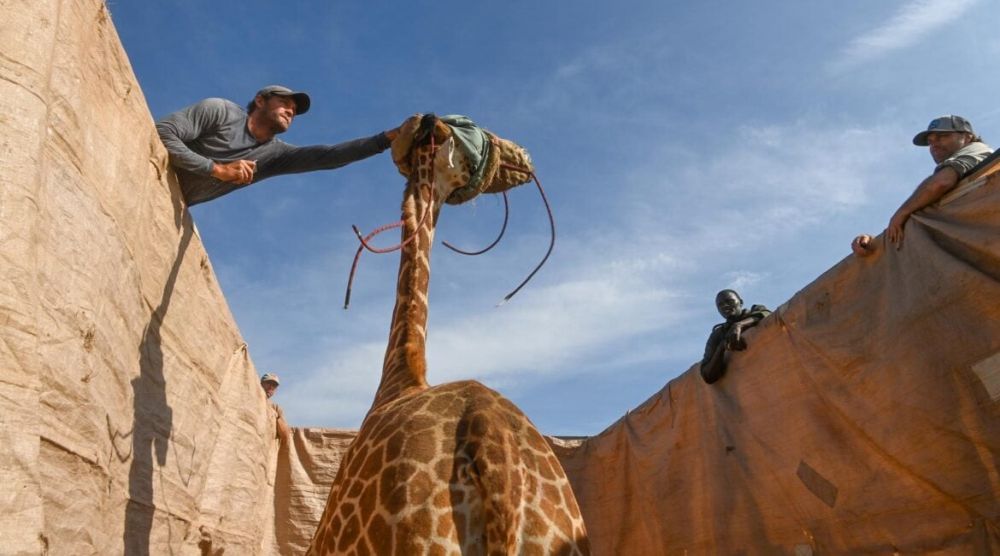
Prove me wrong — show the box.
[306,116,590,556]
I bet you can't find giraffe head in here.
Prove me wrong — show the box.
[391,114,534,207]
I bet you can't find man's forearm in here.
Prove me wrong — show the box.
[257,133,391,178]
[893,167,960,219]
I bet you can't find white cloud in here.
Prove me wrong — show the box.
[723,270,768,292]
[283,251,693,427]
[829,0,982,72]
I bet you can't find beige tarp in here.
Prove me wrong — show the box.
[1,0,279,554]
[3,0,999,554]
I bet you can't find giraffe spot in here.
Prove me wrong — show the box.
[359,481,378,516]
[379,478,408,514]
[355,537,374,556]
[360,445,386,478]
[432,486,451,509]
[434,457,451,482]
[406,413,438,433]
[336,513,361,553]
[436,515,455,539]
[385,430,405,462]
[537,456,556,481]
[394,525,424,555]
[524,507,550,539]
[338,500,356,521]
[347,446,368,477]
[328,514,343,537]
[498,396,521,415]
[427,393,457,414]
[408,507,434,538]
[524,541,546,556]
[405,429,437,464]
[368,514,393,554]
[428,542,449,556]
[543,483,560,503]
[525,429,549,452]
[548,502,573,537]
[486,444,506,466]
[347,480,363,500]
[562,484,580,513]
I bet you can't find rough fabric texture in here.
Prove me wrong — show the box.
[0,1,278,554]
[265,429,357,555]
[555,164,1000,555]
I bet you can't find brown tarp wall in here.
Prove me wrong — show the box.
[1,0,280,554]
[2,0,998,554]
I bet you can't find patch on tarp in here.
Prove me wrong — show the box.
[972,351,1000,402]
[796,460,838,508]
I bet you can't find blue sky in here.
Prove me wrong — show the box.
[110,0,1000,435]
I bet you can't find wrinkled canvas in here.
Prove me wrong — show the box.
[0,0,278,554]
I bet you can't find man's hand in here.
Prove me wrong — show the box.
[851,234,874,257]
[726,326,745,351]
[211,160,256,185]
[887,210,910,249]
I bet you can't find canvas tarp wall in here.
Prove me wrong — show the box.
[0,0,280,554]
[554,162,1000,554]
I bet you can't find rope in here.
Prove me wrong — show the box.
[496,164,555,306]
[343,134,555,308]
[442,191,510,255]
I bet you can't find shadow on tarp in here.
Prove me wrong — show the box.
[124,205,194,555]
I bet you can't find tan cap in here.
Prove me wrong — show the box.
[260,373,280,385]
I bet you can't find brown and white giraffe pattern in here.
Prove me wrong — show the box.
[307,133,590,555]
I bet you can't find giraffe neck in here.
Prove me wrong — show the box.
[370,159,439,410]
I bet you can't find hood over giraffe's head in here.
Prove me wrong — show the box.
[391,113,535,205]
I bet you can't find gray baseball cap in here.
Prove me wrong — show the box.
[912,115,974,146]
[253,85,310,115]
[261,373,280,385]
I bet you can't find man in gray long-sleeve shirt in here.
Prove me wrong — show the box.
[156,85,400,206]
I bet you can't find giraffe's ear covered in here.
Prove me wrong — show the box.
[391,113,424,177]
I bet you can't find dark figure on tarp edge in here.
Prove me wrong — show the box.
[700,289,770,384]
